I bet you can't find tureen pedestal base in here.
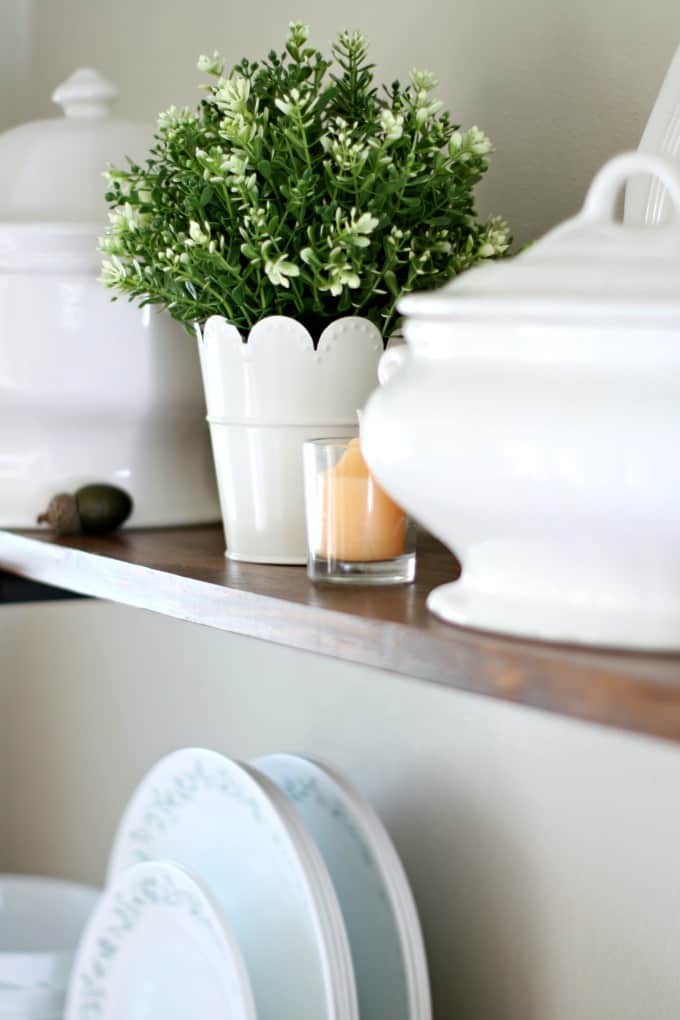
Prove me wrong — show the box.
[427,578,680,651]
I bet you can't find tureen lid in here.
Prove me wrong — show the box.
[400,152,680,325]
[0,67,151,226]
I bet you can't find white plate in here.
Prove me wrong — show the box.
[0,1014,60,1020]
[64,860,255,1020]
[0,874,98,992]
[253,753,432,1020]
[0,983,64,1017]
[108,749,358,1020]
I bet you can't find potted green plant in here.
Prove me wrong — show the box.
[100,22,510,563]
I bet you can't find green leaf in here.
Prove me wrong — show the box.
[199,185,214,208]
[383,270,399,298]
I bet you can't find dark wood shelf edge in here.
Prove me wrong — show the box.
[3,528,680,746]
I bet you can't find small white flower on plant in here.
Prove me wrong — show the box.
[354,210,378,233]
[320,119,369,172]
[98,232,123,256]
[465,126,493,156]
[409,69,443,124]
[197,50,224,76]
[106,204,141,236]
[274,89,299,117]
[344,209,379,247]
[409,249,432,275]
[262,242,300,288]
[336,30,368,56]
[415,99,443,125]
[478,216,511,257]
[275,88,313,117]
[287,22,310,48]
[243,173,259,199]
[187,220,211,246]
[410,69,438,93]
[299,246,319,267]
[157,105,195,135]
[106,211,127,237]
[243,206,267,233]
[99,258,127,287]
[448,131,463,155]
[214,74,251,116]
[222,153,249,177]
[379,109,403,143]
[320,254,361,297]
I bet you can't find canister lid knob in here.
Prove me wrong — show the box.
[52,68,119,119]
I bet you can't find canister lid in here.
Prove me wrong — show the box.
[400,152,680,325]
[0,68,151,226]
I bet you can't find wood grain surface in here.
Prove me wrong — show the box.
[2,525,680,744]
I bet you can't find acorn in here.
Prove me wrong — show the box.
[37,484,133,536]
[37,493,81,536]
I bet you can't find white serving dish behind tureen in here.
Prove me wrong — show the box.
[625,43,680,226]
[362,151,680,650]
[0,68,218,527]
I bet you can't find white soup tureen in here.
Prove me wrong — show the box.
[362,151,680,649]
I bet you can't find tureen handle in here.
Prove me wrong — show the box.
[52,68,119,119]
[583,152,680,224]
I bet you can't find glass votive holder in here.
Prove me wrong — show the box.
[303,436,416,585]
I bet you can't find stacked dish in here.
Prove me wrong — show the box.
[65,748,431,1019]
[0,875,98,1020]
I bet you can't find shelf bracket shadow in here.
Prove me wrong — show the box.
[0,571,88,605]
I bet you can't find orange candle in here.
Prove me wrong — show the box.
[319,438,407,562]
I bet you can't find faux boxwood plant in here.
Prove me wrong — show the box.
[100,22,510,338]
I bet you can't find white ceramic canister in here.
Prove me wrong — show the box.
[0,69,218,527]
[362,152,680,650]
[198,315,385,563]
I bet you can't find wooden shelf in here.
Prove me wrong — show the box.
[2,524,680,744]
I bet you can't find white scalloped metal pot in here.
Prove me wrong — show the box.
[362,152,680,649]
[0,68,218,527]
[198,315,385,563]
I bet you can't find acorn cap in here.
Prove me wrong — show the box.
[36,492,82,535]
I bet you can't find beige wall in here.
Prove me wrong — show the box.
[5,3,680,1018]
[5,599,680,1020]
[0,0,31,873]
[0,608,12,872]
[0,1,33,129]
[25,0,680,245]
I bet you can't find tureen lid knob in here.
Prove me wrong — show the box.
[51,68,119,119]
